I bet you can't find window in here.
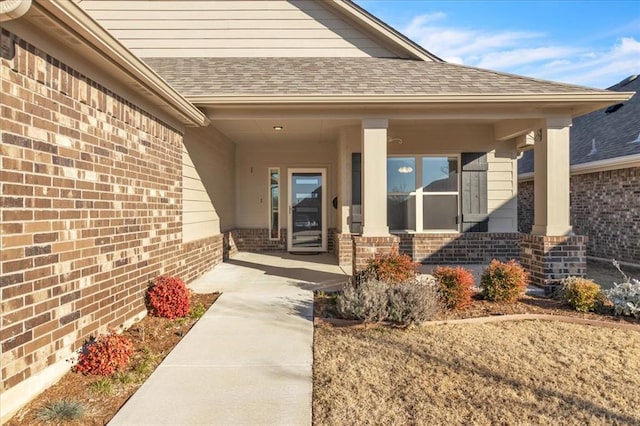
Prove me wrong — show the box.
[387,156,459,232]
[268,168,279,240]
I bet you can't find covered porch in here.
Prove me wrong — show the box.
[153,58,632,288]
[199,106,589,288]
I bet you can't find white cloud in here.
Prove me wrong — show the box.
[403,14,640,88]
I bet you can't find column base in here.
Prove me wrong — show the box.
[352,235,400,274]
[520,234,587,288]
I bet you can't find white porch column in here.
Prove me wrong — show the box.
[361,119,389,236]
[531,117,572,236]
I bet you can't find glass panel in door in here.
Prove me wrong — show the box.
[290,172,324,250]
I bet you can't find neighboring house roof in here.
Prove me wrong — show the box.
[143,56,610,97]
[519,75,640,175]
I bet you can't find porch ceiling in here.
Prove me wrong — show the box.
[211,116,505,145]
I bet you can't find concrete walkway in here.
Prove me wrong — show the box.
[109,252,349,426]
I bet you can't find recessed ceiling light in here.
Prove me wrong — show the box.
[398,166,413,174]
[273,125,283,131]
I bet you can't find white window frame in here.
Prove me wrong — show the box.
[387,154,460,233]
[268,167,280,240]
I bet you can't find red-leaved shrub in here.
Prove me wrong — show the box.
[360,252,418,285]
[480,259,529,303]
[432,266,475,310]
[147,276,191,319]
[74,331,133,376]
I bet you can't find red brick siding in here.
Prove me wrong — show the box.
[0,30,222,396]
[518,167,640,264]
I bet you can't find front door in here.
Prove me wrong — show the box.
[288,169,327,252]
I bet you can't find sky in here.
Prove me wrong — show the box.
[355,0,640,89]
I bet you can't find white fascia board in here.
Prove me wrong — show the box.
[33,0,208,127]
[190,92,633,106]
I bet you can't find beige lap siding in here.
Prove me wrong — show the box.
[0,30,221,397]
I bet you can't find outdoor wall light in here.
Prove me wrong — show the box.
[273,125,284,131]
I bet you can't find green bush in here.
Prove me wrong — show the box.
[337,277,440,326]
[562,276,603,312]
[480,259,528,303]
[36,400,86,422]
[356,252,418,285]
[432,266,475,310]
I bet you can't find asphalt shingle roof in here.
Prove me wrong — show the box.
[142,57,607,97]
[519,74,640,173]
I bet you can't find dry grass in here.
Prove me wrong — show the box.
[314,321,640,425]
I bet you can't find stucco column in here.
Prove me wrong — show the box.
[531,117,572,236]
[361,119,389,236]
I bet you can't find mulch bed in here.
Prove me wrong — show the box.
[6,293,219,426]
[314,291,640,328]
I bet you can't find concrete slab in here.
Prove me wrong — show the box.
[109,251,347,426]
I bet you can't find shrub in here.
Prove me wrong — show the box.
[36,400,86,422]
[336,277,440,326]
[387,277,441,326]
[604,260,640,318]
[480,259,528,303]
[356,252,418,285]
[561,276,603,312]
[189,300,207,319]
[337,279,389,323]
[147,276,191,319]
[74,331,133,376]
[432,266,475,310]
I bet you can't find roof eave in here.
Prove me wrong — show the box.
[519,153,640,181]
[326,0,443,62]
[30,0,209,127]
[189,92,634,106]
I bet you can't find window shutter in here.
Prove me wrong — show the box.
[461,153,488,232]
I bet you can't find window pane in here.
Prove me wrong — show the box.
[269,169,279,239]
[388,194,416,230]
[387,157,416,193]
[423,195,458,230]
[422,157,458,192]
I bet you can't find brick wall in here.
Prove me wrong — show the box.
[571,167,639,264]
[352,235,400,273]
[518,167,640,264]
[520,234,587,287]
[517,180,534,233]
[0,30,222,408]
[331,230,353,267]
[398,233,521,264]
[230,228,287,251]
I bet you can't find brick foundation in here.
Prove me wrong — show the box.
[397,233,521,264]
[520,234,588,287]
[331,231,353,267]
[352,235,400,273]
[229,228,287,251]
[0,30,223,410]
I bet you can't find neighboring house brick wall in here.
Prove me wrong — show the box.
[518,166,640,264]
[0,31,222,400]
[572,167,640,263]
[518,180,534,233]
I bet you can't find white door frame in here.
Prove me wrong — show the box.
[287,168,327,252]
